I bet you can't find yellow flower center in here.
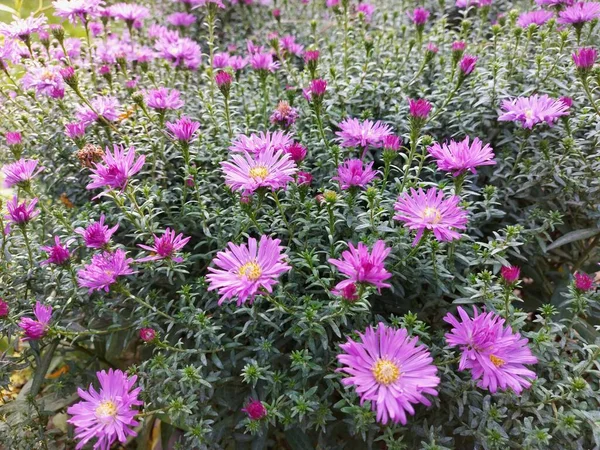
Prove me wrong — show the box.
[422,207,442,224]
[372,358,400,385]
[238,261,262,281]
[95,400,118,422]
[41,70,55,81]
[489,354,505,368]
[249,165,269,180]
[525,108,534,119]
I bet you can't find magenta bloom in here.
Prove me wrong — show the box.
[329,240,392,292]
[65,122,87,140]
[0,299,8,318]
[52,0,103,24]
[109,3,150,25]
[335,118,393,150]
[155,36,202,70]
[304,78,328,102]
[383,135,402,151]
[333,283,359,302]
[574,272,594,291]
[206,235,291,306]
[230,130,293,155]
[139,328,156,342]
[280,35,304,56]
[304,50,320,62]
[166,116,200,143]
[501,265,521,283]
[18,301,52,341]
[286,143,307,163]
[215,71,233,90]
[297,171,313,185]
[498,94,569,129]
[86,145,145,192]
[213,52,231,68]
[76,95,121,126]
[5,196,40,225]
[357,3,375,21]
[572,47,597,70]
[41,236,72,266]
[75,215,118,249]
[517,10,554,27]
[78,249,135,293]
[333,159,378,190]
[21,66,65,98]
[452,41,466,52]
[251,52,280,73]
[2,159,44,188]
[145,88,184,112]
[242,399,267,420]
[408,98,432,119]
[536,0,574,5]
[230,55,248,71]
[0,15,47,40]
[459,54,477,75]
[337,323,439,425]
[444,307,538,394]
[168,12,196,27]
[222,146,297,194]
[558,2,600,24]
[410,8,430,24]
[67,369,142,450]
[6,132,22,146]
[270,101,299,128]
[428,136,496,176]
[394,188,468,245]
[138,228,190,263]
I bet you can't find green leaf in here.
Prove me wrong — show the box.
[285,428,315,450]
[546,228,600,252]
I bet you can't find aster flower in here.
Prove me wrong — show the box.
[18,301,52,341]
[230,55,248,71]
[74,214,118,249]
[280,35,304,56]
[21,66,65,98]
[0,15,47,41]
[297,171,313,185]
[242,399,268,420]
[428,136,496,176]
[5,196,40,225]
[303,78,327,103]
[206,235,291,306]
[572,47,597,71]
[517,10,554,27]
[65,122,87,141]
[251,52,280,73]
[166,116,200,143]
[86,145,145,192]
[394,187,468,245]
[498,94,569,128]
[155,36,202,70]
[444,307,538,394]
[0,299,8,318]
[408,98,432,119]
[76,95,121,126]
[5,132,22,146]
[458,54,478,76]
[329,240,392,292]
[215,71,233,96]
[109,3,150,27]
[222,147,297,194]
[383,135,402,152]
[335,118,393,154]
[558,2,600,24]
[286,143,307,163]
[337,323,440,425]
[139,328,156,342]
[138,228,190,263]
[410,7,430,24]
[501,265,520,283]
[67,369,143,450]
[213,52,231,68]
[53,0,104,24]
[78,249,135,293]
[332,159,378,190]
[168,12,196,27]
[574,272,594,291]
[333,283,359,302]
[40,236,72,266]
[357,3,375,21]
[536,0,574,6]
[2,159,44,188]
[270,101,299,128]
[230,131,293,155]
[144,87,184,112]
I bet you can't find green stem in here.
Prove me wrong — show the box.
[21,225,34,269]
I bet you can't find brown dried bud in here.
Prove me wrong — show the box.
[77,144,105,168]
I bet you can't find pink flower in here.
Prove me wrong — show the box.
[410,8,430,24]
[242,399,267,420]
[213,52,231,68]
[76,95,121,126]
[356,3,375,21]
[139,328,156,342]
[336,118,393,150]
[222,148,297,194]
[21,66,65,98]
[328,240,392,292]
[229,55,248,71]
[558,2,600,24]
[536,0,574,6]
[444,307,537,394]
[2,159,44,188]
[574,272,594,291]
[333,159,378,190]
[215,71,233,96]
[138,228,190,263]
[5,132,22,146]
[383,135,402,151]
[77,249,135,293]
[572,47,597,70]
[304,78,328,102]
[428,136,496,176]
[394,187,468,245]
[155,36,202,70]
[65,122,87,140]
[86,145,145,192]
[230,130,293,155]
[40,236,72,266]
[517,10,554,27]
[333,282,359,301]
[144,88,184,111]
[0,298,8,318]
[498,94,569,129]
[109,3,150,26]
[168,12,196,27]
[18,301,52,340]
[286,143,307,163]
[166,116,200,143]
[337,323,440,425]
[459,54,477,75]
[207,235,291,306]
[52,0,104,24]
[408,98,432,119]
[452,41,466,52]
[280,35,304,56]
[501,265,520,283]
[251,52,280,73]
[270,101,299,128]
[297,171,313,185]
[426,42,439,54]
[0,15,47,40]
[5,196,40,225]
[75,215,119,249]
[67,369,143,450]
[304,50,320,62]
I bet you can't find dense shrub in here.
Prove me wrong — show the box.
[0,0,599,448]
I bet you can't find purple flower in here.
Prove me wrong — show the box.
[444,307,538,394]
[2,159,44,188]
[408,98,432,119]
[230,55,248,71]
[558,2,600,24]
[286,143,307,163]
[5,132,22,146]
[574,272,594,291]
[75,214,119,249]
[270,101,299,128]
[215,71,233,93]
[428,136,496,176]
[304,50,320,62]
[242,399,267,420]
[517,10,554,27]
[139,328,156,342]
[329,240,392,292]
[53,0,103,24]
[40,236,72,266]
[501,265,521,283]
[410,7,430,24]
[155,36,202,70]
[213,52,231,68]
[383,135,402,151]
[332,159,378,190]
[304,78,327,102]
[336,118,393,150]
[357,3,375,21]
[0,15,47,40]
[251,52,280,73]
[230,130,293,155]
[67,369,143,450]
[333,283,359,302]
[280,35,304,56]
[78,249,135,293]
[76,95,121,126]
[572,47,597,70]
[459,54,478,75]
[144,88,184,112]
[536,0,574,6]
[207,235,291,306]
[65,122,87,140]
[394,187,468,245]
[86,145,145,192]
[166,116,200,143]
[109,3,150,26]
[168,12,196,27]
[426,42,439,54]
[18,301,52,341]
[21,66,65,98]
[498,94,570,128]
[5,196,40,225]
[138,228,190,263]
[297,171,313,185]
[337,323,440,425]
[452,41,466,52]
[0,299,8,318]
[222,146,297,194]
